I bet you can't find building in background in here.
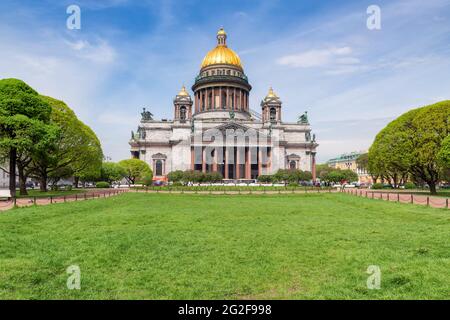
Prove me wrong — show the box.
[327,151,372,184]
[129,28,318,181]
[0,168,9,188]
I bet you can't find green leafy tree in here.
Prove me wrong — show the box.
[324,169,358,184]
[437,135,450,182]
[204,171,223,183]
[0,79,54,196]
[118,159,152,184]
[273,169,312,184]
[316,164,334,184]
[356,153,369,171]
[274,169,290,183]
[257,175,273,183]
[369,101,450,194]
[182,170,204,183]
[101,162,126,184]
[167,170,185,183]
[437,135,450,169]
[30,96,103,191]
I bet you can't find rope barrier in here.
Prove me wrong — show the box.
[429,198,446,207]
[342,188,450,209]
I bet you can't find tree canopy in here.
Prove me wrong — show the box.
[118,159,152,184]
[0,79,56,196]
[0,78,103,194]
[31,96,103,191]
[101,162,126,184]
[317,165,358,184]
[369,100,450,194]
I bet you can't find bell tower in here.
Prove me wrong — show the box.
[261,87,282,123]
[173,85,193,123]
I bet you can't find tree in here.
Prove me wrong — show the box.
[30,96,103,191]
[369,101,450,194]
[319,167,358,184]
[182,170,204,183]
[167,170,185,183]
[438,135,450,169]
[438,135,450,182]
[118,159,152,184]
[204,171,223,183]
[341,169,358,183]
[356,153,368,171]
[257,175,273,183]
[100,162,126,184]
[316,164,334,184]
[273,169,312,184]
[0,79,54,196]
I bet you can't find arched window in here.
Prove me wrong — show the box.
[270,108,277,121]
[155,160,163,176]
[289,161,296,170]
[180,106,186,120]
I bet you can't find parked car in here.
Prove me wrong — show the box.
[25,181,35,189]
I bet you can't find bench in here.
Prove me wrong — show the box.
[0,189,12,201]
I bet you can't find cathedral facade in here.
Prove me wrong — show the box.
[129,28,318,182]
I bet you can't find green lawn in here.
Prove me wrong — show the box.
[0,193,448,299]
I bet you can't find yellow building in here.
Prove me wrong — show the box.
[327,151,372,184]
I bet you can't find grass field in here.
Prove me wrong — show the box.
[0,192,449,299]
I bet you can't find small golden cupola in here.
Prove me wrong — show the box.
[261,87,282,123]
[174,85,192,122]
[178,85,189,96]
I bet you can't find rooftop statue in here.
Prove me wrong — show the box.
[298,111,309,124]
[141,108,153,121]
[229,110,235,120]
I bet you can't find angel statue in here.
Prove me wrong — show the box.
[141,108,153,121]
[298,111,309,124]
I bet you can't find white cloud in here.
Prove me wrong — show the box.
[65,39,117,64]
[276,46,356,68]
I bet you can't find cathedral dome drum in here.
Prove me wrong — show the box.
[192,28,251,119]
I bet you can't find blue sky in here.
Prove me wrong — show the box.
[1,0,449,162]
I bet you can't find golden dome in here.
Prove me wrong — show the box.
[178,85,189,96]
[266,87,278,98]
[200,28,243,70]
[217,27,226,36]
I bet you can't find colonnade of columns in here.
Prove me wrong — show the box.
[190,146,271,180]
[194,86,249,113]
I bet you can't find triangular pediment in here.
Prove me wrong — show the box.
[213,121,251,132]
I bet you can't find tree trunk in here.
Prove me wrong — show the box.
[429,181,437,195]
[9,148,17,198]
[39,174,47,192]
[17,165,28,196]
[74,176,79,188]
